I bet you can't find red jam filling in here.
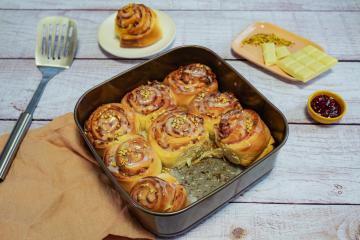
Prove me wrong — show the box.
[311,95,341,118]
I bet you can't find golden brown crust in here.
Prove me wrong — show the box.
[84,103,136,154]
[150,109,205,151]
[84,63,276,211]
[189,92,242,135]
[130,173,187,212]
[121,81,176,131]
[148,108,210,167]
[103,134,162,192]
[163,63,218,106]
[115,4,162,48]
[215,109,274,166]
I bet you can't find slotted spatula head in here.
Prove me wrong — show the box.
[35,16,77,69]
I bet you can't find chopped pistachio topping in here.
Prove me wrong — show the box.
[245,118,253,132]
[139,87,151,99]
[190,116,201,126]
[242,33,293,46]
[101,112,112,119]
[171,116,187,129]
[216,95,229,104]
[198,92,206,99]
[117,148,129,157]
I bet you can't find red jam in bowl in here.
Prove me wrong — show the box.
[310,94,341,118]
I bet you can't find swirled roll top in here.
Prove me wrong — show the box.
[83,62,277,213]
[84,103,137,154]
[121,81,176,131]
[164,63,218,106]
[103,134,162,192]
[148,109,211,168]
[189,91,242,136]
[215,109,275,166]
[115,3,162,47]
[130,173,187,212]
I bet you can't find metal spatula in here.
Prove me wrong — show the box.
[0,16,77,181]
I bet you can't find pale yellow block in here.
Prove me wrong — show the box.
[292,65,307,79]
[277,45,338,81]
[279,61,302,77]
[320,55,338,66]
[276,46,290,59]
[262,43,277,66]
[302,45,319,54]
[308,62,327,73]
[278,57,315,82]
[298,55,313,65]
[289,62,304,72]
[304,58,317,67]
[317,51,328,59]
[277,56,298,76]
[292,51,306,60]
[295,68,316,82]
[278,56,296,68]
[309,52,322,61]
[277,60,292,76]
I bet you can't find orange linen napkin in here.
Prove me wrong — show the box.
[0,113,154,240]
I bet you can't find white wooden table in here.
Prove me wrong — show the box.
[1,1,360,239]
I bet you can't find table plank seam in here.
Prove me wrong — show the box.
[288,122,360,126]
[229,202,360,205]
[1,8,360,13]
[1,58,360,63]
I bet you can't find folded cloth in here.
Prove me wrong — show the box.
[0,113,154,240]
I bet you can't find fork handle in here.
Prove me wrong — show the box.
[0,112,32,181]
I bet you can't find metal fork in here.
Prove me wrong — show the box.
[0,16,77,181]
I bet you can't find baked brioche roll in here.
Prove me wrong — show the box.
[215,109,275,167]
[188,92,242,136]
[121,81,176,132]
[163,63,218,106]
[115,3,162,48]
[103,134,162,192]
[84,103,138,155]
[130,173,187,212]
[148,109,211,168]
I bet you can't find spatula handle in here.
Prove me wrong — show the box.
[0,112,32,181]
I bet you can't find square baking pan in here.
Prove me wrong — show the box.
[74,45,288,237]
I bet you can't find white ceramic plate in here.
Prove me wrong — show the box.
[98,10,176,58]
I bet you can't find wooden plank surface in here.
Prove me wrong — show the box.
[1,1,359,239]
[175,203,360,240]
[0,122,359,204]
[1,0,360,11]
[0,10,360,60]
[0,59,359,123]
[234,124,360,204]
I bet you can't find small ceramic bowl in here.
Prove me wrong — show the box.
[307,90,346,124]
